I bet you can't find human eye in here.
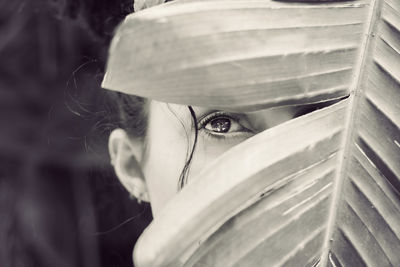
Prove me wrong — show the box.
[197,111,253,139]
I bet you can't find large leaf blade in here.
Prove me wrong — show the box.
[101,0,400,266]
[133,100,347,267]
[326,0,400,265]
[102,0,368,111]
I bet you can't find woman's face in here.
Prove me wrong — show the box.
[136,100,317,216]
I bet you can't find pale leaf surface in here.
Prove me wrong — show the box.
[102,0,400,266]
[134,100,347,267]
[103,0,368,111]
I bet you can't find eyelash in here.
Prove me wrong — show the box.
[197,111,252,140]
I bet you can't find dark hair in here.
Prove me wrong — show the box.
[113,93,148,139]
[179,106,198,189]
[50,0,134,41]
[58,0,198,188]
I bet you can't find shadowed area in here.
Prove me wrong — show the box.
[0,1,152,266]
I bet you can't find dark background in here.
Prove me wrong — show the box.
[0,0,152,266]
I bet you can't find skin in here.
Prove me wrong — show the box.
[109,100,321,217]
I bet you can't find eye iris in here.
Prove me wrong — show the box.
[210,118,231,133]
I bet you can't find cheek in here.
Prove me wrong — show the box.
[143,126,242,215]
[187,136,246,183]
[143,141,186,215]
[142,102,190,216]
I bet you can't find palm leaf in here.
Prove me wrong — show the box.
[102,0,400,266]
[103,0,369,111]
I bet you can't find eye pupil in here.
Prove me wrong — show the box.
[210,118,231,133]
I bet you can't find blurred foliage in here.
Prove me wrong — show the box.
[0,0,151,266]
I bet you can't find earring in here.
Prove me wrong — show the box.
[128,186,147,204]
[129,193,142,204]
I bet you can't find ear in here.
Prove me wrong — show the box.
[108,129,150,202]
